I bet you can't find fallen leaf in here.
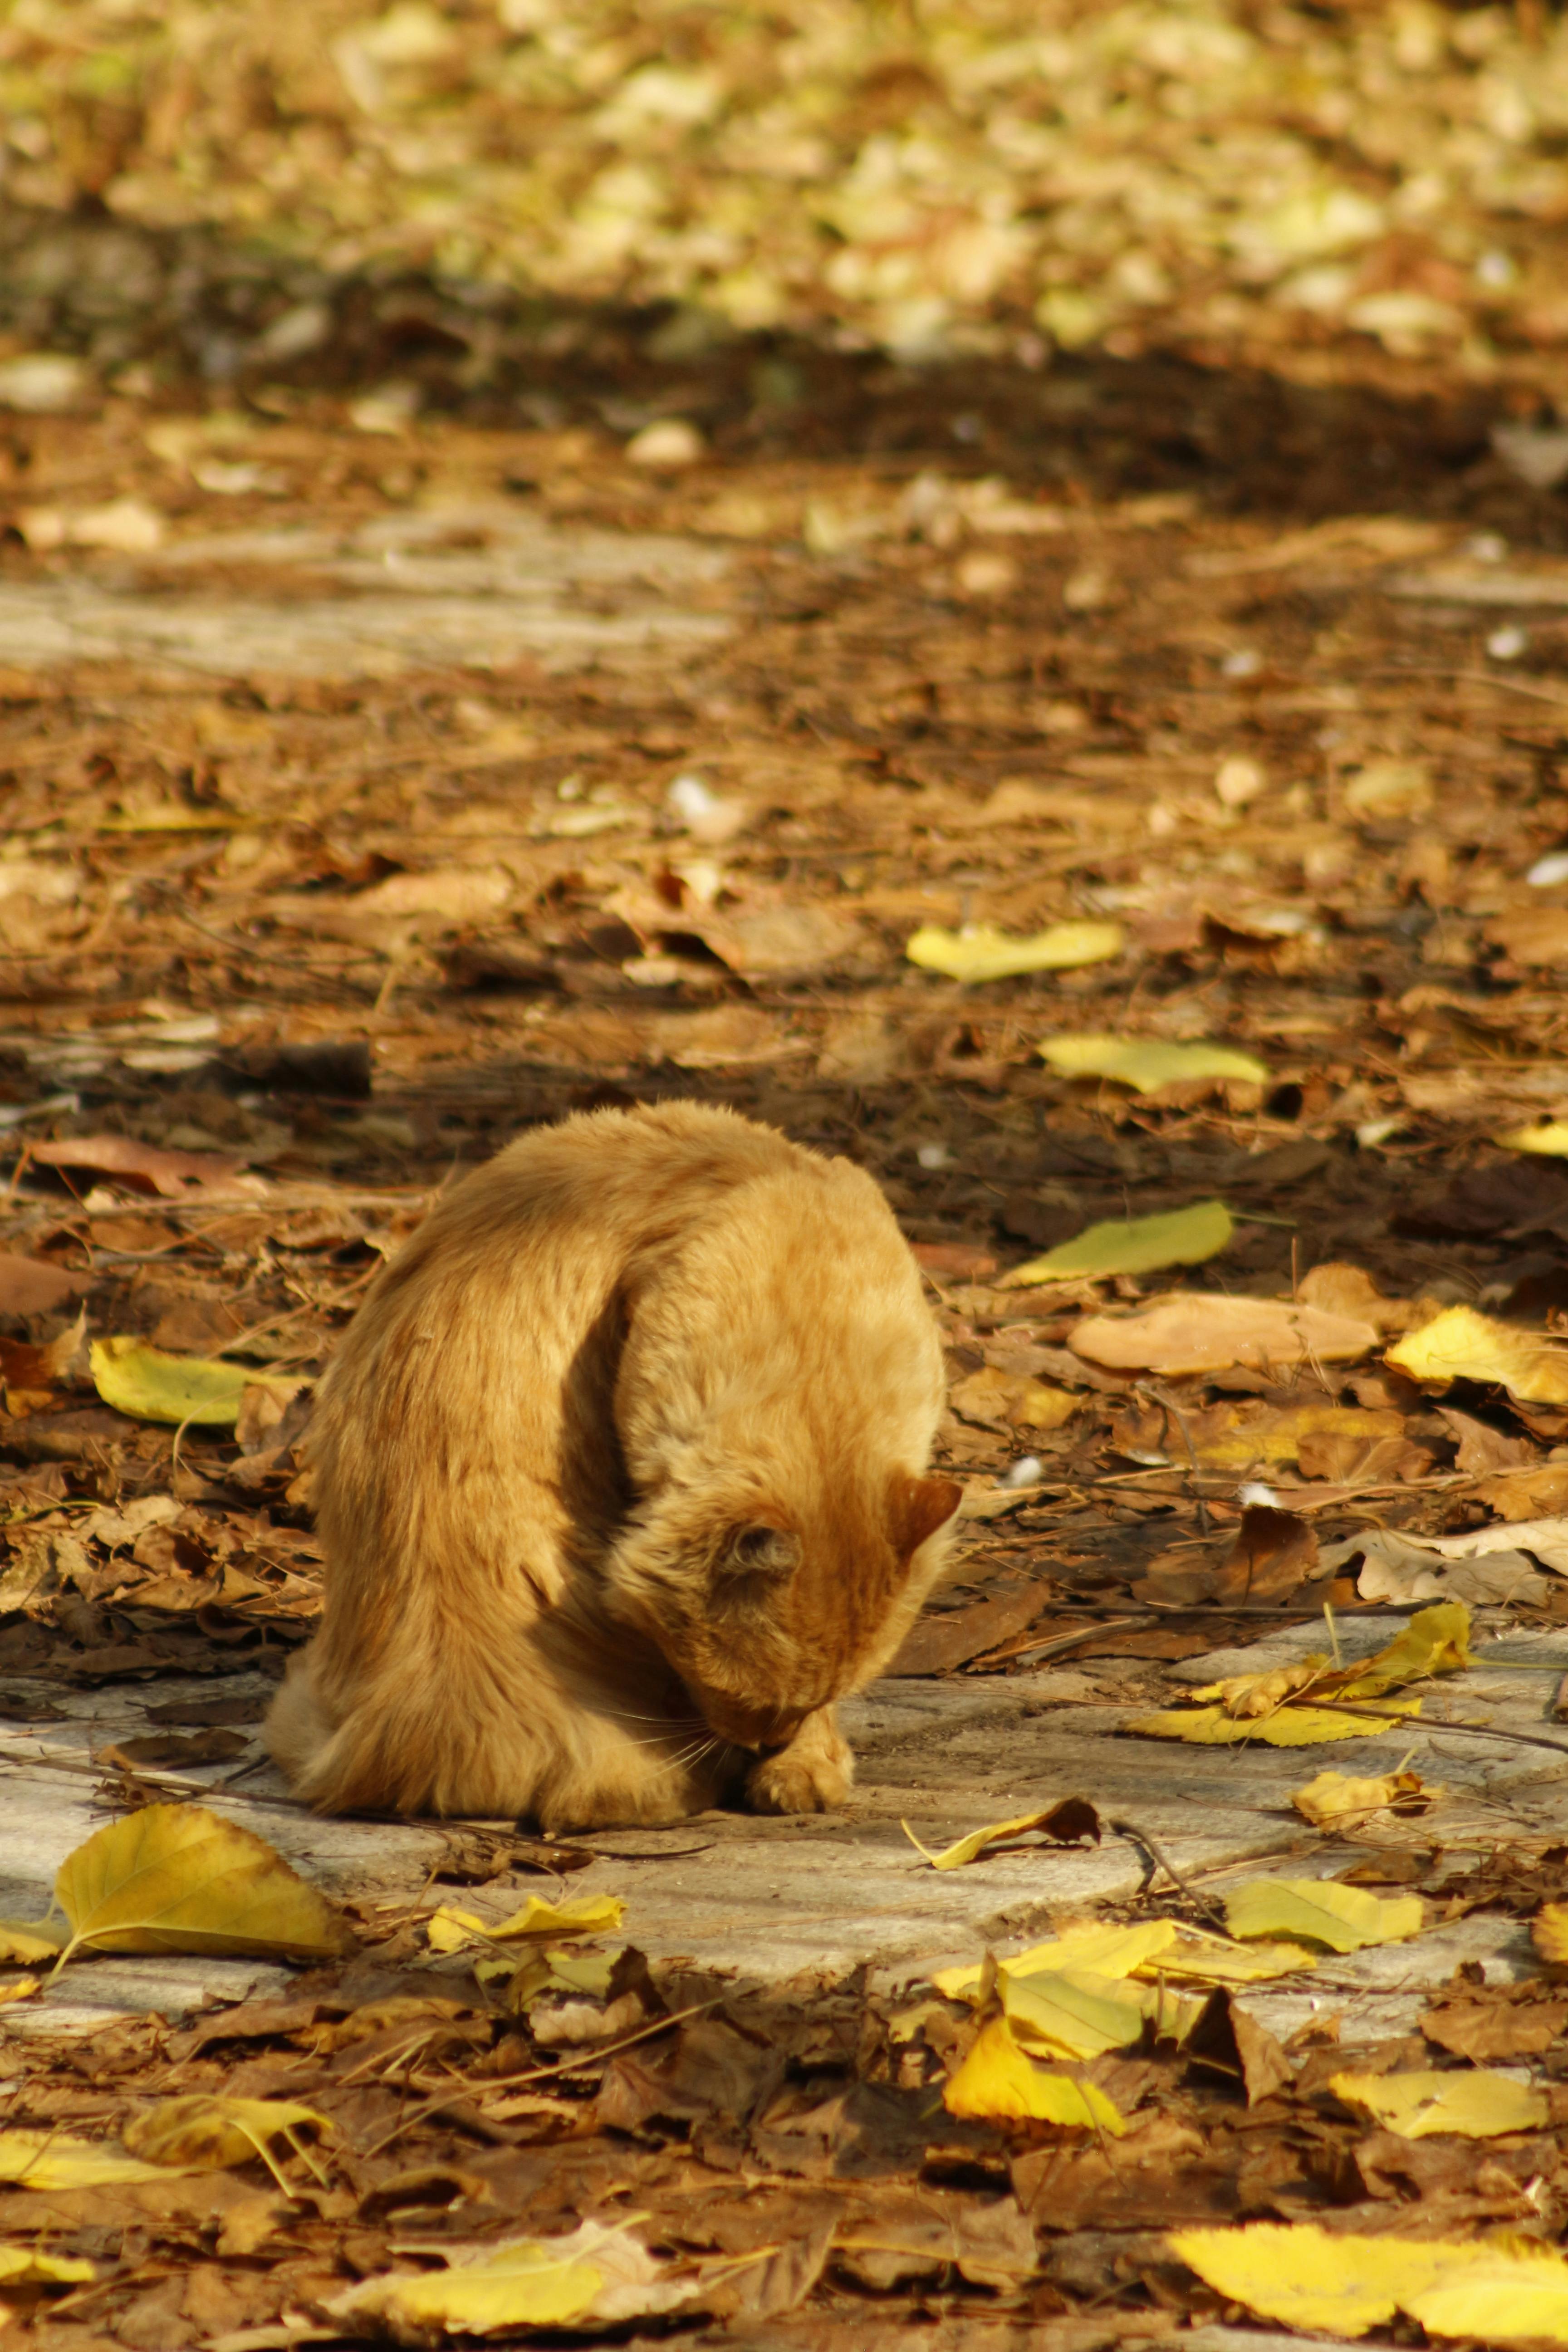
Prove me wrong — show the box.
[934,1918,1179,1998]
[0,1252,87,1315]
[426,1892,626,1952]
[1005,1200,1232,1284]
[1169,2223,1457,2338]
[90,1336,296,1427]
[1224,1877,1424,1953]
[29,1133,247,1197]
[327,2217,701,2337]
[1039,1034,1271,1092]
[0,2128,176,2190]
[947,1365,1080,1430]
[1001,1967,1156,2060]
[1124,1700,1414,1747]
[0,1975,40,2003]
[1532,1901,1568,1967]
[22,1803,354,1966]
[1291,1768,1443,1828]
[1297,1263,1415,1329]
[1387,1303,1568,1405]
[902,1799,1100,1869]
[1181,1398,1405,1469]
[123,2094,330,2186]
[1330,2068,1547,2138]
[1325,1525,1551,1607]
[1212,1504,1319,1604]
[1500,1120,1568,1156]
[942,2014,1126,2129]
[0,2245,96,2285]
[1187,1991,1295,2103]
[1335,1601,1470,1695]
[1135,1933,1317,1985]
[0,1921,66,1963]
[1423,1989,1568,2062]
[1069,1292,1377,1376]
[907,921,1123,981]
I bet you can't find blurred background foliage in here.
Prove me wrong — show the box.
[1,0,1568,396]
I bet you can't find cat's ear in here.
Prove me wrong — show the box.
[889,1472,963,1559]
[721,1524,803,1576]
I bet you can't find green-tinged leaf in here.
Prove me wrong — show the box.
[1006,1200,1232,1285]
[0,2128,176,2190]
[907,921,1123,981]
[1330,2068,1547,2139]
[1000,1966,1149,2059]
[943,2014,1126,2129]
[1039,1034,1271,1093]
[1224,1877,1423,1953]
[45,1803,354,1966]
[89,1335,296,1428]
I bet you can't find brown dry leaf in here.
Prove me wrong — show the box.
[1070,1292,1378,1376]
[1476,1463,1568,1520]
[676,903,862,980]
[1487,906,1568,967]
[29,1133,251,1197]
[0,1252,87,1314]
[1186,1991,1294,2104]
[1211,1504,1319,1604]
[1325,1525,1552,1607]
[123,2095,329,2189]
[1422,1989,1568,2062]
[1297,1263,1416,1330]
[1185,1398,1404,1469]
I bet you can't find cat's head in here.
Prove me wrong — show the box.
[605,1465,962,1750]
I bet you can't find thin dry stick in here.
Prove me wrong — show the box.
[1324,1700,1568,1759]
[359,1997,721,2159]
[1107,1816,1230,1929]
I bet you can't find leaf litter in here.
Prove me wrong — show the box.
[12,18,1568,2335]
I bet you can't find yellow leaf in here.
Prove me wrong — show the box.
[1006,1200,1232,1285]
[0,1974,41,2004]
[1337,1601,1470,1695]
[0,1919,65,1963]
[1330,2068,1548,2139]
[943,2015,1127,2130]
[902,1800,1098,1870]
[0,2128,176,2190]
[42,1803,354,1966]
[123,2095,331,2173]
[1194,1657,1333,1718]
[934,1918,1178,1999]
[1124,1701,1415,1746]
[1409,2244,1568,2345]
[1134,1934,1317,1985]
[908,921,1124,981]
[1224,1877,1423,1953]
[1386,1304,1568,1406]
[1039,1034,1270,1093]
[1499,1121,1568,1157]
[327,2218,699,2336]
[0,2245,97,2285]
[1169,2223,1462,2337]
[1001,1967,1150,2059]
[1533,1901,1568,1967]
[1292,1769,1442,1828]
[426,1892,625,1951]
[1069,1292,1377,1377]
[90,1335,296,1428]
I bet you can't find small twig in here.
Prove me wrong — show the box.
[1107,1816,1230,1928]
[1324,1701,1568,1759]
[358,1998,720,2158]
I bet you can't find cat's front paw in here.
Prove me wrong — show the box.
[745,1709,853,1814]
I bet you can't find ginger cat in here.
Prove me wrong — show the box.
[265,1102,960,1828]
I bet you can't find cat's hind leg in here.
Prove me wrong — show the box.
[746,1705,853,1814]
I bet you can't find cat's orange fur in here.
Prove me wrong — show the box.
[265,1101,960,1828]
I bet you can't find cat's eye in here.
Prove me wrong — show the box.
[725,1524,802,1575]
